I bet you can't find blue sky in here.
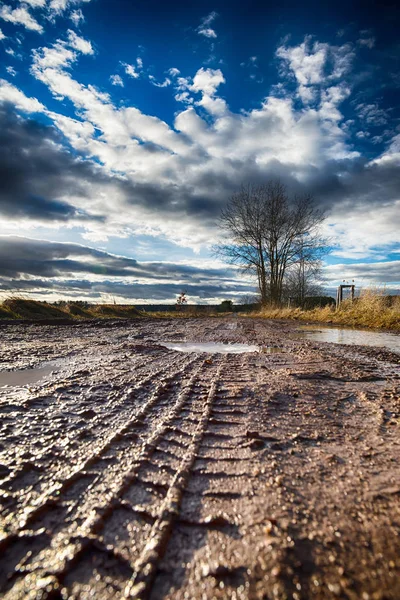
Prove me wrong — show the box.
[0,0,399,303]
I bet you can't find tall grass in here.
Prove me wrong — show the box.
[257,290,400,330]
[1,292,399,329]
[0,298,142,320]
[0,298,217,321]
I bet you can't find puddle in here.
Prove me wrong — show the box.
[259,346,285,354]
[162,342,259,354]
[0,362,60,388]
[295,325,400,354]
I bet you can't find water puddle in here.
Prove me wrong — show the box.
[260,346,285,354]
[0,362,60,388]
[295,325,400,354]
[162,342,260,354]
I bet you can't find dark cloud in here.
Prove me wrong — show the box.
[0,106,106,222]
[0,277,254,301]
[0,236,251,300]
[2,103,399,233]
[327,260,400,283]
[0,106,231,225]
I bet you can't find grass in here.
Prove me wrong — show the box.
[256,291,400,330]
[1,292,399,330]
[0,299,220,321]
[0,298,142,321]
[1,298,70,320]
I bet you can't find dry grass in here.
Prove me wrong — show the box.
[0,299,217,321]
[0,298,142,320]
[1,298,70,320]
[143,308,218,318]
[2,293,398,329]
[256,290,400,330]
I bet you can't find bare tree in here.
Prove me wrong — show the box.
[175,291,188,311]
[284,249,323,306]
[215,184,269,304]
[216,181,327,306]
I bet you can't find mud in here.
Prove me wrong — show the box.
[0,317,399,600]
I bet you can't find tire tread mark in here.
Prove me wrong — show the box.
[124,357,226,599]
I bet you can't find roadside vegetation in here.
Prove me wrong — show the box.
[0,298,238,321]
[0,298,142,320]
[256,291,400,330]
[1,292,399,330]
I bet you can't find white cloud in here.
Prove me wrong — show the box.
[0,28,6,40]
[277,37,328,86]
[0,79,45,112]
[27,39,353,245]
[32,41,76,71]
[47,0,91,22]
[174,67,227,115]
[31,30,93,79]
[149,75,171,88]
[370,133,400,166]
[5,47,15,55]
[123,63,139,78]
[191,67,225,96]
[357,36,375,49]
[197,11,218,39]
[6,66,17,77]
[67,29,93,54]
[168,67,180,77]
[48,0,68,14]
[197,27,216,39]
[276,37,355,105]
[110,74,124,87]
[70,8,84,25]
[122,57,143,79]
[0,5,43,33]
[174,91,193,104]
[0,33,392,258]
[356,103,388,127]
[24,0,47,7]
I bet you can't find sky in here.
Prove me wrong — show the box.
[0,0,399,304]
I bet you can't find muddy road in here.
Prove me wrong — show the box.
[0,318,399,599]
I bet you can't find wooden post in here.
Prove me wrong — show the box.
[336,284,355,309]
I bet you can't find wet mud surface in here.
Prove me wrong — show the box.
[0,317,399,599]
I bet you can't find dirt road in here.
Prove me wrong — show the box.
[0,318,399,599]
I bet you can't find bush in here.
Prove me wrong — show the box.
[218,300,233,313]
[302,296,336,310]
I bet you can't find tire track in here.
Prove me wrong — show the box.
[0,354,200,563]
[0,355,221,598]
[0,350,191,500]
[124,357,226,599]
[149,353,260,599]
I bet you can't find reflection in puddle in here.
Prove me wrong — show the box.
[162,342,259,354]
[260,346,285,354]
[296,325,400,354]
[0,363,59,387]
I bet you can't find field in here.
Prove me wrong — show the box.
[258,293,400,330]
[1,318,400,599]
